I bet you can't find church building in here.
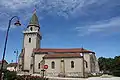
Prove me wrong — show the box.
[18,12,99,77]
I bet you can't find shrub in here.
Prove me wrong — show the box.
[4,71,17,80]
[112,70,120,77]
[16,75,48,80]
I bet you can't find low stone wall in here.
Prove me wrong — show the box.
[46,72,84,78]
[17,71,30,75]
[66,72,83,77]
[46,72,59,77]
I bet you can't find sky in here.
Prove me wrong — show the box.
[0,0,120,63]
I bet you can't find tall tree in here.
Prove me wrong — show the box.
[98,57,114,73]
[98,56,120,76]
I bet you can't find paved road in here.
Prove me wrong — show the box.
[87,77,120,80]
[48,76,120,80]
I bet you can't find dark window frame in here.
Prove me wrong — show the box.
[30,27,33,31]
[30,64,33,69]
[38,63,40,69]
[71,61,74,68]
[51,61,55,69]
[85,61,88,68]
[29,38,31,43]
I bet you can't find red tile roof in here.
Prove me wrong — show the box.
[0,60,8,64]
[7,63,17,67]
[43,53,83,59]
[33,48,95,53]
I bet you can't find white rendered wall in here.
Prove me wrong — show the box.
[34,54,46,73]
[44,58,61,77]
[23,25,40,71]
[64,58,83,77]
[84,53,91,73]
[44,58,83,77]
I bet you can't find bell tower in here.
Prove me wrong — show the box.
[22,11,42,72]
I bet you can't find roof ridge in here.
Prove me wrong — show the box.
[33,48,94,53]
[34,48,85,50]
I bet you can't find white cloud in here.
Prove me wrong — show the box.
[75,17,120,36]
[0,0,117,18]
[0,0,100,31]
[36,0,99,17]
[2,0,97,9]
[0,0,119,31]
[0,0,99,15]
[1,0,36,10]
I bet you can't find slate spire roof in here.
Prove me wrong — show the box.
[29,11,39,27]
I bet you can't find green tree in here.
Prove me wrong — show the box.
[98,56,120,76]
[3,70,17,80]
[112,56,120,76]
[98,57,114,73]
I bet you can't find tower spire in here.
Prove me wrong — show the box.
[33,8,36,14]
[29,9,39,27]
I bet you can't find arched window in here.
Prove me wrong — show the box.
[61,60,64,62]
[30,27,33,31]
[38,63,40,69]
[51,61,55,69]
[85,61,88,68]
[71,61,74,68]
[29,38,31,43]
[30,64,33,69]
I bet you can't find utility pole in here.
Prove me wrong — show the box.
[14,50,18,72]
[0,16,21,79]
[14,50,18,63]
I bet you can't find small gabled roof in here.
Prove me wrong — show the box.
[19,49,24,57]
[0,60,8,64]
[19,52,24,57]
